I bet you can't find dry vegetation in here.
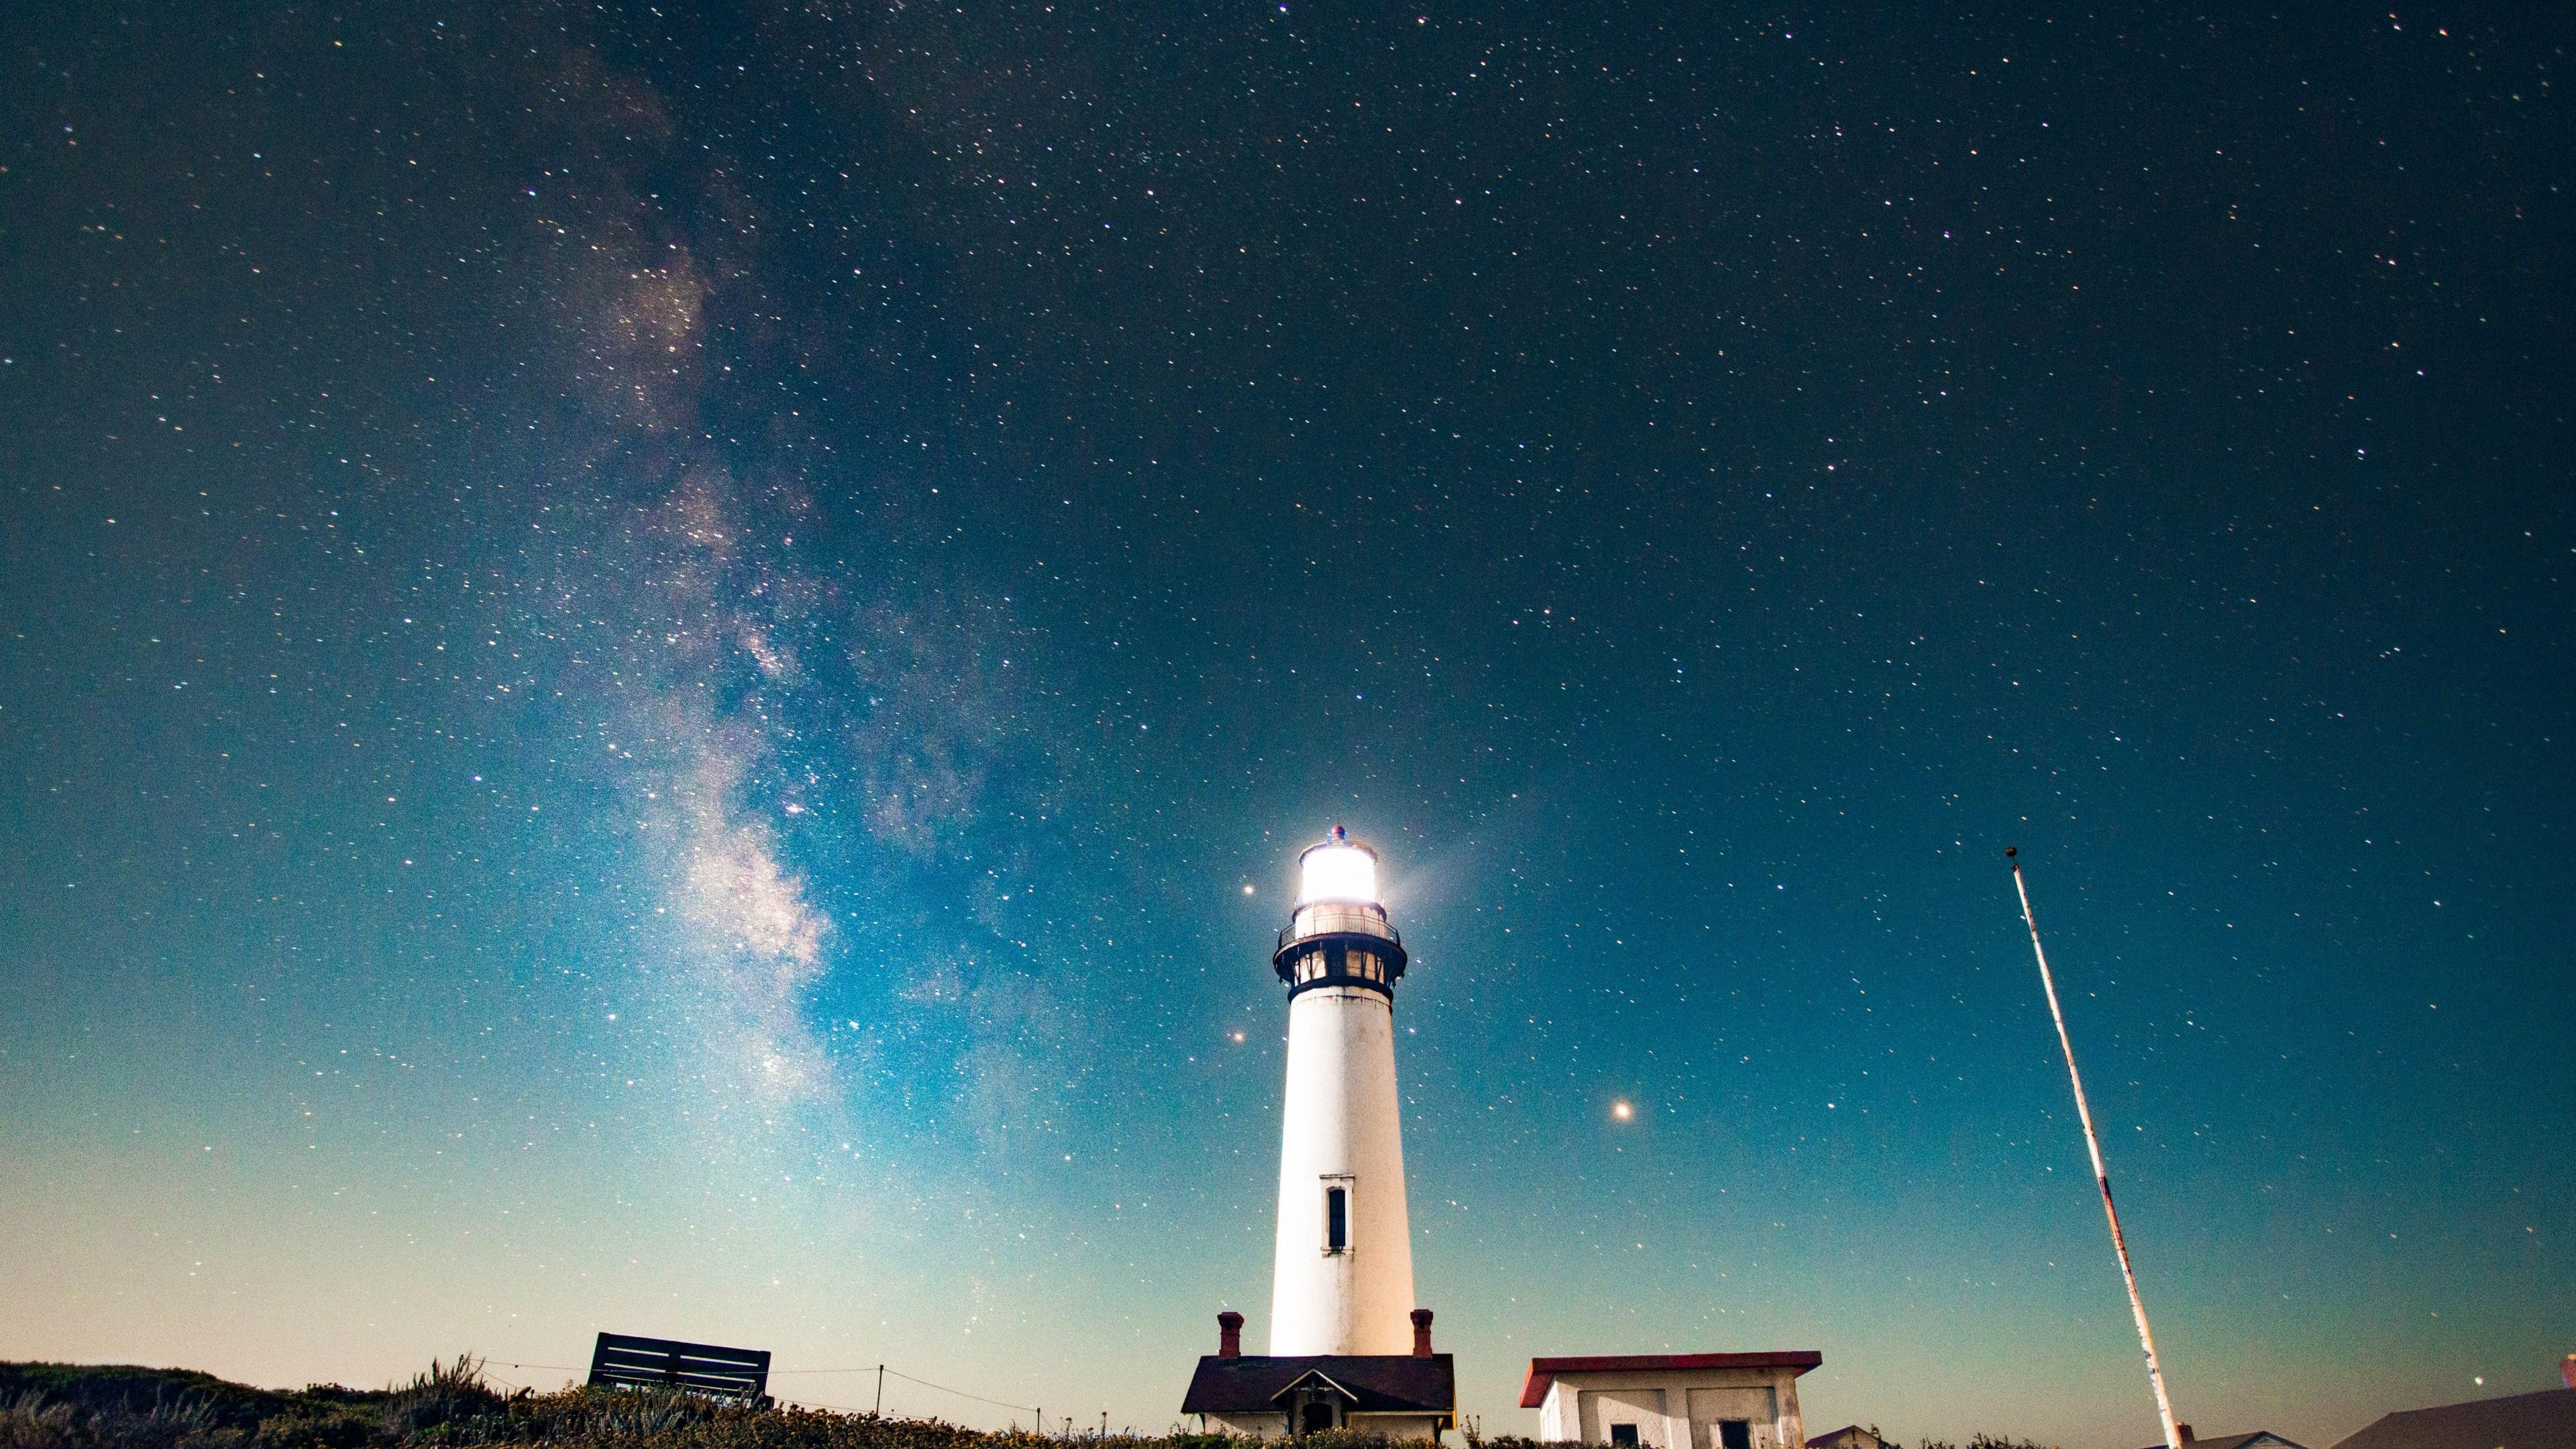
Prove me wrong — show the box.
[0,1360,1419,1449]
[0,1364,2055,1449]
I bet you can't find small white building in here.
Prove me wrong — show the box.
[1521,1352,1819,1449]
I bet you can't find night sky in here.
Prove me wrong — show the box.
[3,6,2571,1446]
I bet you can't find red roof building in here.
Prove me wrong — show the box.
[1521,1352,1823,1449]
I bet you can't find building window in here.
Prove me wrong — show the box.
[1325,1185,1348,1250]
[1719,1422,1752,1449]
[1611,1426,1640,1446]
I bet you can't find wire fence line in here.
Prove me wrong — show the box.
[885,1366,1041,1416]
[771,1366,1039,1416]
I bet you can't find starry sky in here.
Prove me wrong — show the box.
[2,5,2571,1446]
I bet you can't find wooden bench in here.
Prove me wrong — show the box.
[585,1332,772,1405]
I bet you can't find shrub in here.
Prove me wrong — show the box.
[1,1391,83,1449]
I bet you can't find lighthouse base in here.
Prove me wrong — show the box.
[1183,1353,1456,1442]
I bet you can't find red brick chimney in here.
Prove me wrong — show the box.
[2561,1352,2576,1390]
[1411,1308,1435,1358]
[1217,1311,1244,1358]
[2176,1426,2194,1444]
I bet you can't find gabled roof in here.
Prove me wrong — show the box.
[1182,1355,1456,1416]
[2133,1433,2308,1449]
[1269,1368,1358,1405]
[1520,1352,1823,1409]
[2327,1387,2576,1449]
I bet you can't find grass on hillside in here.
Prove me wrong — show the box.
[0,1361,2059,1449]
[0,1358,1392,1449]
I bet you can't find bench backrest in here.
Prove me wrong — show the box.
[586,1332,772,1402]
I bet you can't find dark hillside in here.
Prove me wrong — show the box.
[0,1363,2065,1449]
[0,1360,1427,1449]
[0,1363,304,1430]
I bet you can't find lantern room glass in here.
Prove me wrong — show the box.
[1297,844,1378,906]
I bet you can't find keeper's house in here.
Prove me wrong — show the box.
[1182,1310,1457,1440]
[1521,1352,1820,1449]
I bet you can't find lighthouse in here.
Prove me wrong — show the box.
[1267,826,1417,1356]
[1182,831,1815,1444]
[1180,828,1453,1440]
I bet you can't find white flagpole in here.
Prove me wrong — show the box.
[2008,847,2184,1449]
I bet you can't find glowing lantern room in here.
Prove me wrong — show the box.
[1278,828,1407,997]
[1296,826,1381,906]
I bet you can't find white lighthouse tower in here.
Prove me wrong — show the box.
[1267,826,1418,1356]
[1181,827,1452,1438]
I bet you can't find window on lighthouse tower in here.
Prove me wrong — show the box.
[1325,1185,1348,1251]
